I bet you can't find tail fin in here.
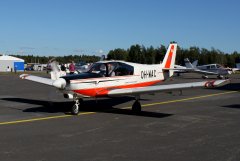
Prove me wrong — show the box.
[161,43,177,77]
[192,60,198,67]
[184,58,194,68]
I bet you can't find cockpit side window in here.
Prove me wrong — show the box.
[107,62,118,77]
[114,63,134,76]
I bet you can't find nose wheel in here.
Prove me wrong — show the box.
[71,98,83,115]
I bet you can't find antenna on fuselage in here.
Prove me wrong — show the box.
[100,55,106,61]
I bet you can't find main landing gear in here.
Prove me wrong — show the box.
[70,95,143,115]
[71,97,83,115]
[132,96,142,113]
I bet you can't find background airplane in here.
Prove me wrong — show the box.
[174,60,198,76]
[182,58,232,79]
[20,43,229,115]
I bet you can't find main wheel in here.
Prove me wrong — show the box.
[71,104,79,115]
[132,101,141,113]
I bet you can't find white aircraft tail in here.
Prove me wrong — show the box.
[184,58,194,68]
[161,43,177,77]
[192,60,198,67]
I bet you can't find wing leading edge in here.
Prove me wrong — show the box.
[108,80,230,96]
[20,74,54,86]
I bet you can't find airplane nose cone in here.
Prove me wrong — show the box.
[53,78,66,89]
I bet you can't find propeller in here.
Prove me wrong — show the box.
[46,59,68,108]
[48,58,67,89]
[49,58,60,73]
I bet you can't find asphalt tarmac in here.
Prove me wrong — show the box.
[0,73,240,161]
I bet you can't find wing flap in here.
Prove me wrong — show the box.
[20,74,54,86]
[108,80,230,96]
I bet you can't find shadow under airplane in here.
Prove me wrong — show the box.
[1,97,173,119]
[216,83,240,91]
[222,104,240,109]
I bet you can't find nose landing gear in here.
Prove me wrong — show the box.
[71,98,83,115]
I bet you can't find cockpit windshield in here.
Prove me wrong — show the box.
[87,63,107,76]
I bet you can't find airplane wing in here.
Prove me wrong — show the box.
[20,74,54,86]
[108,80,230,96]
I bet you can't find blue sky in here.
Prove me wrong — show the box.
[0,0,239,56]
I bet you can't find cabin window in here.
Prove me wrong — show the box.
[114,63,134,76]
[106,62,118,77]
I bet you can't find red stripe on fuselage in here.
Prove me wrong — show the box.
[73,80,161,97]
[70,75,140,83]
[165,45,175,68]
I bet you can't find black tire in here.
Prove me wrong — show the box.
[71,104,79,115]
[132,101,141,113]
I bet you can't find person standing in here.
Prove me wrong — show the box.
[6,66,10,72]
[69,61,75,74]
[14,64,17,74]
[60,63,66,71]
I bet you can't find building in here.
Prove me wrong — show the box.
[0,55,24,72]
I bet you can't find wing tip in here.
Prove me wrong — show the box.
[205,79,230,88]
[19,74,29,79]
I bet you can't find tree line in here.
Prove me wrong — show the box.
[107,45,240,67]
[9,44,240,67]
[11,54,101,64]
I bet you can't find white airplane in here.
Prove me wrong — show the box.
[174,60,198,76]
[20,43,229,115]
[184,58,232,79]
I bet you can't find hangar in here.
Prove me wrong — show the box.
[0,55,24,72]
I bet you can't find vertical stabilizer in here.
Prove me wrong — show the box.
[184,58,194,68]
[161,43,177,77]
[192,60,198,67]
